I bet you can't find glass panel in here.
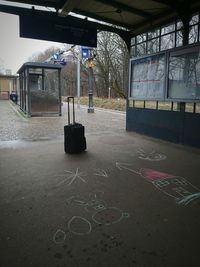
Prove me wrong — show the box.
[177,20,183,30]
[185,103,194,112]
[161,24,175,35]
[148,29,160,39]
[147,38,159,54]
[30,69,60,114]
[29,74,41,91]
[29,68,43,75]
[196,103,200,113]
[136,33,146,44]
[176,30,183,47]
[130,54,165,100]
[189,25,198,44]
[190,14,199,25]
[130,46,136,57]
[168,49,200,100]
[134,101,145,108]
[136,43,146,56]
[161,33,175,50]
[145,101,157,109]
[131,37,135,45]
[158,102,172,110]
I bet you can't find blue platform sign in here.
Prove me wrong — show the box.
[81,47,90,59]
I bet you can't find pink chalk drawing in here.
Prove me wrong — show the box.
[116,162,200,206]
[140,168,175,181]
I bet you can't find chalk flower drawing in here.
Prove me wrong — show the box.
[57,168,86,186]
[116,162,200,206]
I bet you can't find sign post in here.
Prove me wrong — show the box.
[81,47,95,113]
[77,55,80,109]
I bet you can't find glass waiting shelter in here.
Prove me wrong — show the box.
[17,62,62,116]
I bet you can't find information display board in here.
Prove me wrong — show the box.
[168,47,200,101]
[129,54,166,100]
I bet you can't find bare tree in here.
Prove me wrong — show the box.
[95,31,128,98]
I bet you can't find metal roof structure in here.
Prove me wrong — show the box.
[17,62,63,74]
[0,0,200,47]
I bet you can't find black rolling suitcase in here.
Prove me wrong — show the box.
[64,96,87,154]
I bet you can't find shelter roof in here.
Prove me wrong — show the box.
[3,0,200,35]
[17,62,63,74]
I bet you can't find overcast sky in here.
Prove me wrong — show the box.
[0,4,64,74]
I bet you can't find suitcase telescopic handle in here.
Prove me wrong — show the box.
[67,96,75,125]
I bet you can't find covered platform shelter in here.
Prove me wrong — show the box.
[17,62,62,116]
[0,0,200,147]
[0,2,200,267]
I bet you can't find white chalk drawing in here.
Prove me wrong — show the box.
[67,191,129,227]
[57,168,86,186]
[53,229,67,244]
[66,195,87,206]
[92,207,130,226]
[68,216,92,235]
[116,162,200,206]
[94,169,109,177]
[137,148,167,161]
[66,192,107,212]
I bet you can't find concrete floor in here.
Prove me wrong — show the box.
[0,100,200,267]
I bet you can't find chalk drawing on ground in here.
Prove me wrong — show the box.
[53,229,67,244]
[137,148,167,161]
[68,216,92,235]
[92,207,130,226]
[94,169,109,177]
[56,168,86,186]
[67,191,129,227]
[116,162,200,206]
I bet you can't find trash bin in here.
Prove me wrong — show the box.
[10,93,18,104]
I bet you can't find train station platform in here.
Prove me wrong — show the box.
[0,100,200,267]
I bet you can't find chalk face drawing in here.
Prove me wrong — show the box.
[116,162,200,206]
[57,168,86,186]
[68,216,92,235]
[137,148,166,161]
[53,192,129,242]
[67,191,129,228]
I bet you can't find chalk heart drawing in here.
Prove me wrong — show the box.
[116,162,200,206]
[137,148,167,161]
[56,168,86,186]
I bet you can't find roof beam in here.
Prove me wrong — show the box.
[4,0,60,9]
[73,8,133,29]
[0,4,130,36]
[95,0,152,19]
[60,0,80,15]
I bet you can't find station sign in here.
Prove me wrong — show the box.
[19,15,97,47]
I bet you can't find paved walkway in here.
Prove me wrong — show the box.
[0,100,200,267]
